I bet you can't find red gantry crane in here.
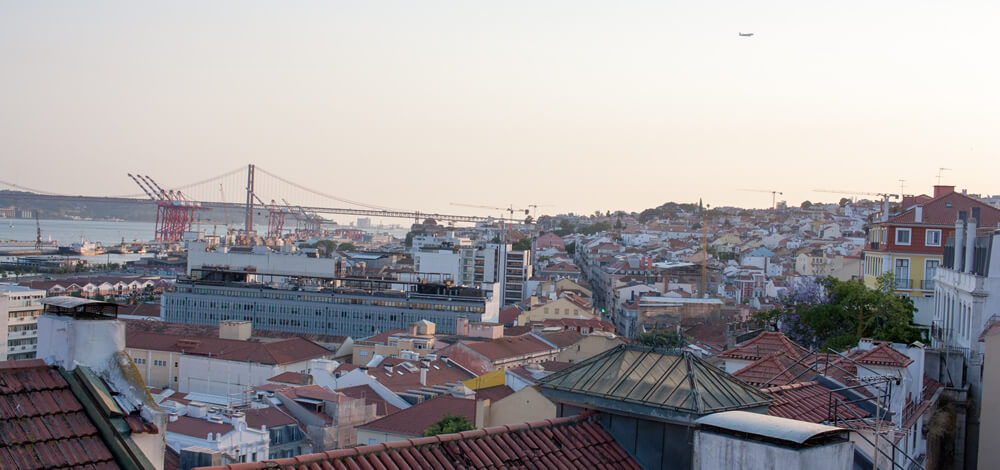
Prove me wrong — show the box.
[129,173,207,241]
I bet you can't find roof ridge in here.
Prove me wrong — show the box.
[760,380,818,393]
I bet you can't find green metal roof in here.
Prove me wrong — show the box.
[537,344,772,416]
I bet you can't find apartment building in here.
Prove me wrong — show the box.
[931,216,1000,356]
[473,243,532,305]
[863,186,1000,323]
[163,267,500,338]
[0,284,45,360]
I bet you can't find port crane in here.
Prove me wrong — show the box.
[128,173,207,241]
[449,202,531,221]
[737,189,783,209]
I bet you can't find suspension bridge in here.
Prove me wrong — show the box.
[0,164,521,241]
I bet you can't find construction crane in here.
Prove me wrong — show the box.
[449,203,530,221]
[526,204,552,218]
[737,188,783,209]
[813,189,899,202]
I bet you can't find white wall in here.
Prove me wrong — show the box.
[166,420,268,463]
[179,355,280,397]
[697,431,854,470]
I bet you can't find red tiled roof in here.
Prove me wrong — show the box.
[200,411,639,470]
[279,385,348,404]
[498,306,522,325]
[887,191,1000,226]
[503,325,532,336]
[116,303,161,317]
[125,330,332,365]
[853,342,914,368]
[357,395,476,438]
[474,385,515,403]
[762,381,870,423]
[462,335,556,362]
[167,415,234,439]
[360,329,409,346]
[717,331,811,362]
[539,330,585,348]
[369,359,474,393]
[542,317,615,332]
[267,371,309,385]
[244,407,298,430]
[732,352,814,387]
[335,384,401,417]
[0,359,118,470]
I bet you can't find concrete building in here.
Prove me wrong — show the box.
[352,320,438,364]
[274,385,375,451]
[979,322,1000,469]
[0,284,44,360]
[473,243,532,306]
[125,320,336,394]
[165,413,270,465]
[163,267,500,338]
[931,217,1000,356]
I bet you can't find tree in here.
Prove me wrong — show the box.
[337,242,356,251]
[524,215,534,225]
[512,238,532,251]
[577,221,612,235]
[424,415,473,436]
[800,200,813,209]
[565,241,576,254]
[614,218,623,230]
[634,329,685,349]
[839,197,851,208]
[753,274,922,351]
[404,229,425,248]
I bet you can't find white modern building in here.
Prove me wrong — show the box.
[0,284,45,361]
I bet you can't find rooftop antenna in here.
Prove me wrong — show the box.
[897,179,906,197]
[937,168,951,185]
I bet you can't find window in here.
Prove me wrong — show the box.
[895,228,911,245]
[895,258,911,289]
[359,350,369,357]
[925,229,942,246]
[368,438,378,446]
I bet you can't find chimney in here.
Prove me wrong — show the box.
[409,322,418,336]
[881,197,890,222]
[934,185,955,198]
[36,305,126,372]
[858,338,874,351]
[954,213,965,271]
[915,206,922,223]
[456,316,469,336]
[419,363,428,386]
[966,216,977,273]
[475,398,491,428]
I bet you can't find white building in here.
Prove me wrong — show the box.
[932,223,1000,356]
[0,284,45,360]
[165,412,269,464]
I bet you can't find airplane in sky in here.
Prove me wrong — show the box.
[739,32,754,37]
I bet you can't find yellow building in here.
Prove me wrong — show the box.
[518,296,595,325]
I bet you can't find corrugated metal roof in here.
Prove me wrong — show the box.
[696,410,848,445]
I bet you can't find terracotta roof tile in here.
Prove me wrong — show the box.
[193,411,639,470]
[462,335,556,362]
[717,331,811,362]
[0,359,119,469]
[356,395,475,438]
[853,342,914,368]
[732,352,815,387]
[335,384,401,417]
[761,381,870,423]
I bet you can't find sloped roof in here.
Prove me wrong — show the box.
[125,331,332,365]
[732,352,815,388]
[462,335,555,362]
[335,384,401,417]
[195,411,639,470]
[886,191,1000,226]
[762,381,870,423]
[244,406,298,430]
[356,395,475,438]
[0,359,117,469]
[853,342,914,368]
[717,331,812,362]
[537,345,772,416]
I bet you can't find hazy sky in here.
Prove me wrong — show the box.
[1,1,998,217]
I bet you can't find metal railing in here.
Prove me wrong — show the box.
[894,278,913,289]
[920,279,935,290]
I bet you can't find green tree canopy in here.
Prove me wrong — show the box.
[800,200,813,209]
[634,329,685,349]
[753,274,923,351]
[512,238,532,251]
[565,241,576,254]
[424,415,474,436]
[337,242,356,251]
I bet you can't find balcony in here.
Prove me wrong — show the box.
[894,278,913,289]
[921,279,935,290]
